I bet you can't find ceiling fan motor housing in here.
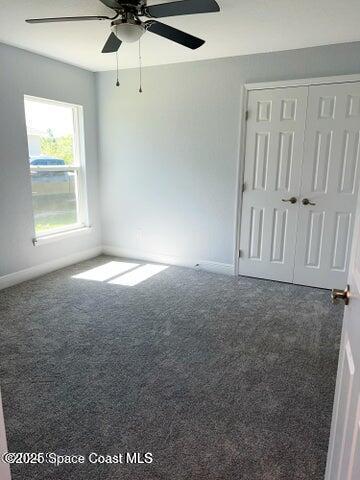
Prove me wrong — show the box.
[116,0,144,6]
[114,0,146,13]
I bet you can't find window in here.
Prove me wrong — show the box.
[24,96,88,238]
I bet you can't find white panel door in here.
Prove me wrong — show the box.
[239,87,308,282]
[294,83,360,289]
[0,389,11,480]
[325,186,360,480]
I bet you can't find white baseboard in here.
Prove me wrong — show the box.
[102,245,234,276]
[0,246,102,291]
[197,260,234,276]
[0,245,234,291]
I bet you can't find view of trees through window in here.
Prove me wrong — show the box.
[40,130,74,164]
[24,97,82,235]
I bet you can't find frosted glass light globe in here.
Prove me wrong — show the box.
[112,21,145,43]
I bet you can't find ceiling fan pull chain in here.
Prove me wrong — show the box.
[139,38,143,93]
[116,50,120,87]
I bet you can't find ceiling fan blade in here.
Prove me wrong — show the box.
[26,15,110,24]
[145,21,204,49]
[99,0,120,9]
[102,32,122,53]
[145,0,220,18]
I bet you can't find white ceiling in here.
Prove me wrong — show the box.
[1,0,360,72]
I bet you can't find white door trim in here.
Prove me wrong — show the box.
[0,388,11,480]
[234,73,360,277]
[245,73,360,91]
[234,85,249,275]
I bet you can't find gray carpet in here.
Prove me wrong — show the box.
[0,255,342,480]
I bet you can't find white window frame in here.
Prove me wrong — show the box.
[24,95,89,243]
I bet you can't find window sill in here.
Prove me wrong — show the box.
[32,225,92,246]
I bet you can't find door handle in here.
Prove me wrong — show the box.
[331,285,350,306]
[282,197,297,204]
[302,198,316,206]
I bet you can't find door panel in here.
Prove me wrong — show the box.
[331,213,351,271]
[338,131,360,194]
[325,179,360,480]
[342,394,360,480]
[327,337,355,480]
[0,388,11,480]
[248,207,264,259]
[239,87,308,282]
[276,132,294,191]
[312,131,332,193]
[270,209,287,263]
[294,83,360,289]
[305,211,325,268]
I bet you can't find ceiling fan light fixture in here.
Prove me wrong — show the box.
[26,0,221,54]
[111,19,145,43]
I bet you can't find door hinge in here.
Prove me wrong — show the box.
[238,249,242,258]
[242,182,246,193]
[245,110,249,121]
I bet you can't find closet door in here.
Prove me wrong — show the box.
[239,87,308,282]
[294,83,360,289]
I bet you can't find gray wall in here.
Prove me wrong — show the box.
[0,43,101,278]
[97,42,360,268]
[2,40,360,278]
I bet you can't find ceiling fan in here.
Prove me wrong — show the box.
[25,0,221,53]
